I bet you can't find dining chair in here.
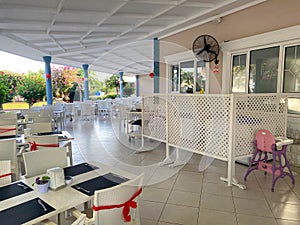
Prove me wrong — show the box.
[0,160,12,186]
[64,103,75,122]
[27,134,73,166]
[244,129,295,192]
[26,122,52,134]
[22,147,68,178]
[27,135,59,151]
[0,139,19,180]
[74,173,144,225]
[80,102,94,121]
[41,207,86,225]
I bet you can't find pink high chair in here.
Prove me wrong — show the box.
[244,129,295,192]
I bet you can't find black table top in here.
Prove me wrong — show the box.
[72,172,128,196]
[64,163,99,177]
[0,181,33,202]
[0,198,55,225]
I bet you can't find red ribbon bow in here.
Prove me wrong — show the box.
[29,141,59,151]
[0,127,16,134]
[93,187,142,222]
[0,172,12,179]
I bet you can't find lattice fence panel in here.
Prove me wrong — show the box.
[234,94,287,157]
[168,94,232,160]
[143,95,167,141]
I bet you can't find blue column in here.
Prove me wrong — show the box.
[119,71,123,98]
[43,56,52,105]
[154,37,160,93]
[82,64,89,101]
[135,75,139,96]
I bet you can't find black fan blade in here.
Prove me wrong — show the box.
[196,48,205,55]
[203,35,207,46]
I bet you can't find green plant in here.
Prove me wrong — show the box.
[17,74,46,105]
[32,176,50,186]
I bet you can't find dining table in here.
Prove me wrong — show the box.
[0,162,135,225]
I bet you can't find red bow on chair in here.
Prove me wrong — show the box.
[93,187,143,222]
[29,141,59,151]
[0,127,16,134]
[0,172,12,178]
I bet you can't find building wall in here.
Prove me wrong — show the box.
[138,74,154,96]
[161,0,300,92]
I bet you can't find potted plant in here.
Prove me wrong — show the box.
[32,176,50,193]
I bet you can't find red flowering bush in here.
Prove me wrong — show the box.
[17,74,46,105]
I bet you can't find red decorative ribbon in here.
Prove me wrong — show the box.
[93,187,142,222]
[29,141,59,151]
[0,127,16,134]
[0,172,12,179]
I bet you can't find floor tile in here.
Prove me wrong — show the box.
[270,202,300,221]
[142,187,171,203]
[160,204,198,225]
[236,213,278,225]
[198,208,237,225]
[262,189,300,205]
[140,200,165,221]
[276,219,300,225]
[200,192,235,213]
[167,190,200,207]
[202,182,232,197]
[233,197,274,217]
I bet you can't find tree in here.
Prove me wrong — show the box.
[0,71,21,108]
[104,74,125,95]
[17,74,46,105]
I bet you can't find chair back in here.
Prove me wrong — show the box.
[32,116,52,123]
[28,135,59,151]
[27,122,52,134]
[0,139,18,179]
[255,129,276,153]
[0,124,17,137]
[0,160,12,186]
[0,113,18,120]
[23,147,68,178]
[93,173,144,225]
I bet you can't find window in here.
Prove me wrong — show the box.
[249,47,279,93]
[232,54,247,93]
[284,45,300,93]
[231,47,280,93]
[171,65,179,92]
[180,61,194,93]
[196,61,206,92]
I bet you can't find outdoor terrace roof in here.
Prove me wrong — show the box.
[0,0,265,74]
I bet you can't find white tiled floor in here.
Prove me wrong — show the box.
[65,116,300,225]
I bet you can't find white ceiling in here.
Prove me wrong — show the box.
[0,0,265,75]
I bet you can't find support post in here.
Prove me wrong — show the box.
[82,64,89,101]
[119,71,123,98]
[135,75,139,96]
[154,37,160,93]
[43,56,52,105]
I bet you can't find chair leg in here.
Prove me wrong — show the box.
[244,150,260,181]
[282,150,295,185]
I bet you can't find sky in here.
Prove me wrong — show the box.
[0,50,136,82]
[0,51,45,73]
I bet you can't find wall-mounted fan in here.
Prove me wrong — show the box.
[192,34,220,64]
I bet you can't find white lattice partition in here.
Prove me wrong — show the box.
[233,94,288,158]
[142,95,167,142]
[141,93,288,188]
[167,94,232,161]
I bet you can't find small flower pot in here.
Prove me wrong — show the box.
[37,182,49,194]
